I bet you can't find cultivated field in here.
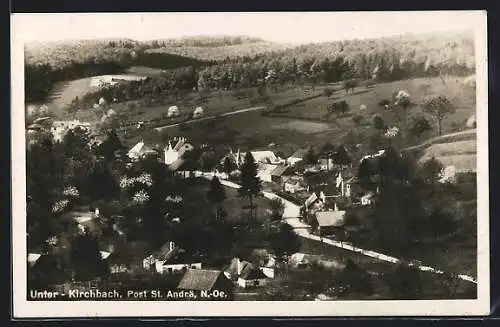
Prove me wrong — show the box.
[274,76,476,136]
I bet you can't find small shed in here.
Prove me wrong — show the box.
[168,106,180,117]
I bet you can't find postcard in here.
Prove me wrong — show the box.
[11,11,489,317]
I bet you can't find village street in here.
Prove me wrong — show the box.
[154,106,267,132]
[195,171,477,285]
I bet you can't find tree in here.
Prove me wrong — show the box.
[207,176,227,221]
[323,88,333,98]
[352,114,363,125]
[372,114,386,130]
[269,198,285,221]
[393,90,412,125]
[343,79,358,95]
[305,147,317,165]
[222,156,238,175]
[358,158,376,191]
[409,116,433,141]
[384,264,422,299]
[238,152,262,221]
[270,223,301,259]
[422,96,456,135]
[334,145,351,167]
[70,230,109,281]
[419,157,444,184]
[99,128,124,161]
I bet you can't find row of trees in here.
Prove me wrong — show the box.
[26,31,474,106]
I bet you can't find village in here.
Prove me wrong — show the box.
[26,99,474,301]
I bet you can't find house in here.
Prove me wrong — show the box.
[127,141,158,161]
[50,120,92,143]
[319,158,335,171]
[313,207,346,236]
[256,163,279,183]
[167,105,180,117]
[360,150,386,163]
[286,149,308,166]
[283,176,307,194]
[225,258,269,288]
[177,269,234,296]
[193,107,204,118]
[164,137,194,165]
[360,192,375,206]
[271,164,292,183]
[289,253,345,270]
[28,253,43,267]
[143,241,202,274]
[335,170,357,198]
[251,150,283,165]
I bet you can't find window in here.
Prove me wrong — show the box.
[191,265,197,269]
[167,268,172,273]
[254,280,260,286]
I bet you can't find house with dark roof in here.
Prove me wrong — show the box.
[177,269,234,296]
[271,164,292,183]
[224,258,270,288]
[143,241,202,274]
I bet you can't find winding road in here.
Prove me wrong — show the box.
[193,171,477,284]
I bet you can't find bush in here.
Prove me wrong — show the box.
[352,114,363,125]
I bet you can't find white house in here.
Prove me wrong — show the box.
[167,105,180,117]
[50,120,91,143]
[313,207,346,236]
[164,137,194,165]
[28,253,42,267]
[225,258,269,288]
[251,151,283,165]
[286,149,308,166]
[361,192,375,206]
[127,141,157,161]
[256,163,279,183]
[193,107,204,119]
[143,241,202,274]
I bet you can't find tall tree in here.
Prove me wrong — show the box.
[207,176,227,221]
[409,116,433,141]
[358,158,376,191]
[419,157,444,185]
[422,96,456,135]
[335,145,351,167]
[305,147,317,165]
[99,128,123,161]
[70,230,109,281]
[238,152,262,221]
[222,156,238,175]
[270,223,301,260]
[269,198,285,221]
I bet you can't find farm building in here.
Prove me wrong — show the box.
[256,163,279,183]
[286,149,308,166]
[177,269,234,296]
[127,141,158,161]
[360,192,375,206]
[143,241,202,274]
[193,107,204,118]
[167,105,180,117]
[283,177,307,194]
[225,258,269,288]
[270,164,292,183]
[312,208,346,236]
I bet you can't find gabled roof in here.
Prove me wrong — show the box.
[271,164,291,177]
[225,258,267,280]
[177,269,226,290]
[288,149,308,159]
[315,210,346,227]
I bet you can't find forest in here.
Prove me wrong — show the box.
[25,31,475,104]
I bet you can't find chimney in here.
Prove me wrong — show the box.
[334,203,339,212]
[236,257,242,276]
[95,208,100,217]
[169,241,175,252]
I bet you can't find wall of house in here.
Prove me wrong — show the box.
[260,267,275,278]
[164,149,179,165]
[237,277,268,288]
[158,262,202,274]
